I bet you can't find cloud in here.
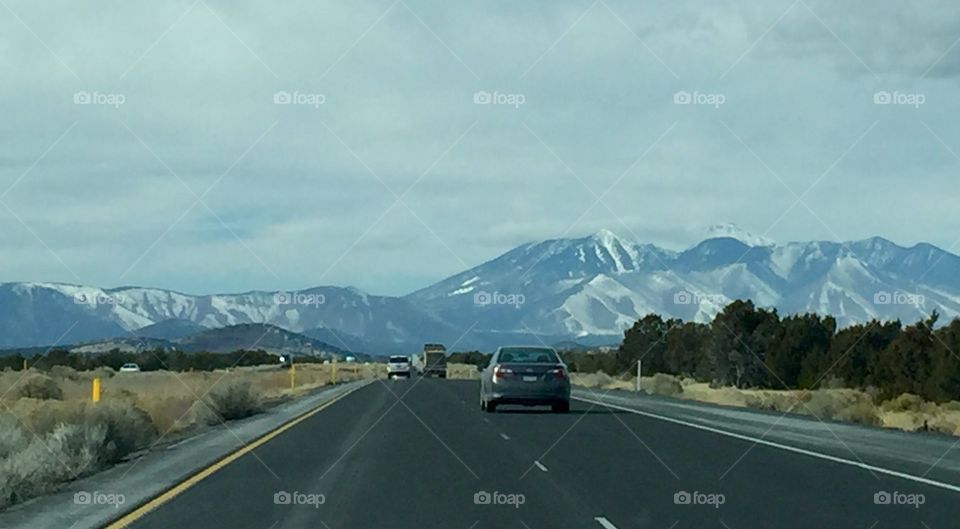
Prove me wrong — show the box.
[0,0,958,295]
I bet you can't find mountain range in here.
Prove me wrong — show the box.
[2,224,957,355]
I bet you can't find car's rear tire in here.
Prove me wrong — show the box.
[486,400,497,413]
[552,400,570,413]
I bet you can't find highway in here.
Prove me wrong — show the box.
[117,379,959,529]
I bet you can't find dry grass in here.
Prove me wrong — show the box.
[0,363,380,435]
[446,363,480,380]
[0,362,381,509]
[572,371,960,435]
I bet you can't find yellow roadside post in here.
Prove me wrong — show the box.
[290,361,296,390]
[332,360,337,384]
[92,377,101,403]
[22,359,27,370]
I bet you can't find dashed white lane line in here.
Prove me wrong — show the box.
[594,516,618,529]
[533,460,548,472]
[500,433,510,440]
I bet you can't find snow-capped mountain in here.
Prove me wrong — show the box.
[2,227,959,353]
[408,228,960,339]
[0,283,455,352]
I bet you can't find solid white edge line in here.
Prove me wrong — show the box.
[594,516,618,529]
[534,460,548,472]
[573,396,960,494]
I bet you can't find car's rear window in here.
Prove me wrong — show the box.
[389,356,409,363]
[497,347,559,364]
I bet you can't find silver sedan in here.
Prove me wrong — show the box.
[479,346,570,413]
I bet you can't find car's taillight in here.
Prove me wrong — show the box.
[493,365,514,381]
[548,367,567,379]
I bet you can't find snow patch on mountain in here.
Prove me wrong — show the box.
[704,223,774,247]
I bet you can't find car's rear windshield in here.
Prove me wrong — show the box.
[388,356,409,363]
[497,347,560,364]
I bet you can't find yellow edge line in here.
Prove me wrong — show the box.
[105,380,371,529]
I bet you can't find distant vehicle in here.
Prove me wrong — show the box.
[118,363,141,373]
[278,353,294,368]
[417,343,447,378]
[345,355,357,363]
[479,346,570,413]
[386,355,412,379]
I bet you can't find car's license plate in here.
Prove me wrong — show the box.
[522,375,537,382]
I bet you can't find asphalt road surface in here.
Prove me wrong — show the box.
[122,379,959,529]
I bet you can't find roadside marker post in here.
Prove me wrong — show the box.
[332,360,337,384]
[636,360,642,392]
[290,362,296,390]
[92,377,101,403]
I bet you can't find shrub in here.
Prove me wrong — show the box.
[90,402,158,463]
[17,373,63,400]
[91,366,116,379]
[880,394,932,414]
[941,401,960,412]
[49,365,80,381]
[8,399,156,463]
[206,381,262,422]
[802,390,880,426]
[145,396,204,434]
[641,373,683,397]
[571,372,615,388]
[0,421,106,509]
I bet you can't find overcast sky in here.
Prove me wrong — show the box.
[1,0,959,295]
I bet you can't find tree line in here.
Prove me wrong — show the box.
[564,300,960,402]
[0,348,291,372]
